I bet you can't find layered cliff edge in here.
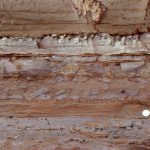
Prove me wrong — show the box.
[0,0,150,150]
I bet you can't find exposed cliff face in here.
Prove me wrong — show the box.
[0,0,150,149]
[0,33,150,149]
[0,33,149,103]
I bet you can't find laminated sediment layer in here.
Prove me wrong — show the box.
[0,33,150,106]
[0,0,150,36]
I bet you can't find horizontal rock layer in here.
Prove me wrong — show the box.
[0,33,149,102]
[0,117,150,150]
[0,0,149,36]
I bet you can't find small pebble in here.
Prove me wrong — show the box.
[28,38,33,42]
[1,37,7,41]
[51,34,57,38]
[73,37,80,44]
[142,110,150,117]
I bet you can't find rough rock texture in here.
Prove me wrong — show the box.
[0,117,150,150]
[0,33,150,149]
[0,1,150,149]
[72,0,107,23]
[0,0,150,37]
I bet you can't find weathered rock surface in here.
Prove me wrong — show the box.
[0,117,150,150]
[0,33,150,149]
[0,0,149,37]
[1,1,150,149]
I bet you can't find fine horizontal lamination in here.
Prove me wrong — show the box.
[0,0,149,37]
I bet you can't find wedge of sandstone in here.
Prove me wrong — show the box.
[0,0,149,37]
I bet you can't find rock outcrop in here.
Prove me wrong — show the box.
[0,33,150,149]
[0,1,150,149]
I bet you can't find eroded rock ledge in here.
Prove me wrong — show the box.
[0,33,150,101]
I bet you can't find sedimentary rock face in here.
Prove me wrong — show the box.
[0,0,150,149]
